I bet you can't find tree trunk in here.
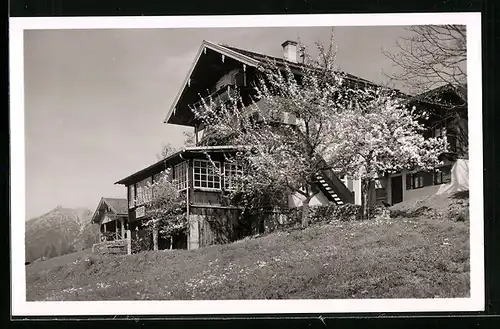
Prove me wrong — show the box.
[301,196,312,228]
[361,179,372,220]
[153,224,158,251]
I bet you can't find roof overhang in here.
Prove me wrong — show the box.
[114,145,247,186]
[163,40,260,126]
[163,40,406,127]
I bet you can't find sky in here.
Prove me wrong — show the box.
[24,25,414,220]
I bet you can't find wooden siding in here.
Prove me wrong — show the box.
[191,207,241,247]
[192,190,224,206]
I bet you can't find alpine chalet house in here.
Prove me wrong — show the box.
[115,40,367,251]
[115,40,467,251]
[163,40,380,206]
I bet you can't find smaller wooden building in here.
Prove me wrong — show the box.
[91,197,129,242]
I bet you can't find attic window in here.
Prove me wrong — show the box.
[215,69,241,91]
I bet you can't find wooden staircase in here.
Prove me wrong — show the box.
[314,161,355,205]
[315,173,344,205]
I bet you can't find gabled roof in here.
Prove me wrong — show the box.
[224,44,377,86]
[408,83,467,111]
[163,40,261,125]
[91,197,128,223]
[163,40,388,125]
[412,83,467,101]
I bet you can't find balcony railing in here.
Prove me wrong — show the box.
[189,84,240,113]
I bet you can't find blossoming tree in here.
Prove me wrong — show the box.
[325,87,447,219]
[193,32,447,224]
[193,34,354,227]
[139,168,188,251]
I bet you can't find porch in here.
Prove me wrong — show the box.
[100,214,128,242]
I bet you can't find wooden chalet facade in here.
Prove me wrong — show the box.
[163,39,468,207]
[164,40,365,205]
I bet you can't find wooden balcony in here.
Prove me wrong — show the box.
[189,84,240,113]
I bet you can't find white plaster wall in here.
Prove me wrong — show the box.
[288,190,330,208]
[341,178,362,205]
[404,184,441,201]
[387,170,443,204]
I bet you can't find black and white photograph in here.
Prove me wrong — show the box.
[10,13,483,316]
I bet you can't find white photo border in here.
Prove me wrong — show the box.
[10,12,484,316]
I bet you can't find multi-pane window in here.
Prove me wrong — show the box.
[406,167,451,190]
[173,162,188,191]
[406,171,433,190]
[434,126,446,138]
[224,162,243,190]
[194,159,221,189]
[128,185,135,209]
[136,178,152,205]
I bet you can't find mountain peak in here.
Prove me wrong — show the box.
[25,206,96,262]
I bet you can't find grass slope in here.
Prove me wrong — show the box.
[26,197,469,301]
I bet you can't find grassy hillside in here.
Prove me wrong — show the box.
[27,249,93,274]
[26,194,469,301]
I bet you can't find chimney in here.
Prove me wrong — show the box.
[281,40,298,63]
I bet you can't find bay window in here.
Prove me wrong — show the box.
[194,159,221,189]
[434,165,452,185]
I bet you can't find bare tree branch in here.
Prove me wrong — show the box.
[382,25,467,107]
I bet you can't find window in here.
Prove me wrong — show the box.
[406,171,433,190]
[406,167,452,190]
[215,69,239,91]
[434,126,446,139]
[224,162,243,190]
[128,185,135,208]
[194,159,221,189]
[434,165,452,185]
[135,178,152,206]
[173,162,188,191]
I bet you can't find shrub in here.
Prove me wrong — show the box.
[309,203,362,223]
[131,232,153,254]
[259,203,363,234]
[448,208,469,222]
